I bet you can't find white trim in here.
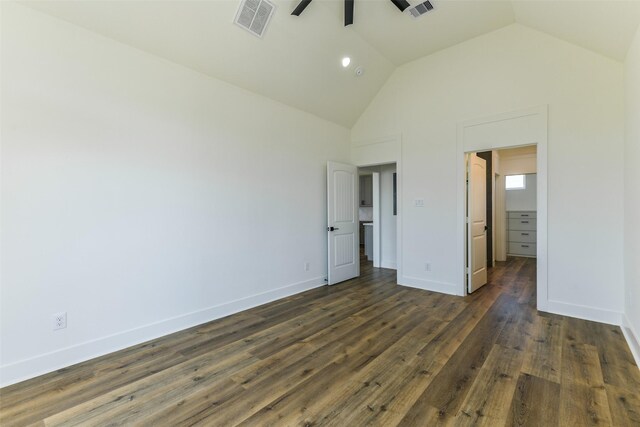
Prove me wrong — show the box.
[398,140,403,283]
[372,172,381,268]
[457,105,548,310]
[0,276,325,387]
[545,300,623,325]
[399,276,458,295]
[622,315,640,368]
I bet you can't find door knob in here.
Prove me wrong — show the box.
[327,226,340,231]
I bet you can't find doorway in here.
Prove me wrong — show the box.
[466,147,538,294]
[456,105,548,310]
[358,163,397,271]
[326,155,401,286]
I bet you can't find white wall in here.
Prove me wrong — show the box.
[0,3,350,386]
[506,174,537,211]
[624,24,640,360]
[352,24,625,321]
[379,164,397,269]
[500,154,537,175]
[359,207,373,221]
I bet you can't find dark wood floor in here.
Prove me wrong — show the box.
[2,256,640,426]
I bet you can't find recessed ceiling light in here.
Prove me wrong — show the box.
[341,57,351,68]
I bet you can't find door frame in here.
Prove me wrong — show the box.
[352,134,402,279]
[372,171,381,267]
[456,106,548,311]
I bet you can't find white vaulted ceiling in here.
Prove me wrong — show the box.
[19,0,640,127]
[19,0,396,127]
[512,0,640,62]
[335,0,516,65]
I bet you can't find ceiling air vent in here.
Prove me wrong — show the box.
[234,0,276,38]
[408,0,434,18]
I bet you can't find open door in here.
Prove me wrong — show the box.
[468,154,488,293]
[327,161,359,285]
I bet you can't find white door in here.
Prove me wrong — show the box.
[327,161,359,285]
[468,154,488,293]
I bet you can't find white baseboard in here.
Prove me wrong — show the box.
[0,276,325,388]
[399,276,459,296]
[544,300,623,325]
[622,314,640,368]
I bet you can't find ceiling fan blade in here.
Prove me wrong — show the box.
[345,0,354,26]
[291,0,313,16]
[389,0,410,12]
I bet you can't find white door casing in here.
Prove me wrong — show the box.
[351,133,402,281]
[372,172,381,268]
[327,161,359,285]
[468,154,488,293]
[457,105,547,307]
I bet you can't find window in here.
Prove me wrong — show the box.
[506,174,526,190]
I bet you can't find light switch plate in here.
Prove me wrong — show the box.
[414,198,425,207]
[53,312,67,330]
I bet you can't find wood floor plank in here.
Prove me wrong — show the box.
[186,298,419,425]
[0,347,190,425]
[234,302,432,426]
[520,313,564,383]
[145,339,346,426]
[399,293,521,423]
[42,347,258,426]
[327,279,506,426]
[232,291,413,388]
[558,381,613,426]
[2,257,640,426]
[145,290,409,426]
[301,316,448,426]
[506,373,560,426]
[176,290,365,359]
[561,342,605,387]
[591,322,640,389]
[455,345,525,426]
[496,297,535,352]
[564,316,601,346]
[605,384,640,426]
[132,378,246,427]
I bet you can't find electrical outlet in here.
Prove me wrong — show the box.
[425,263,431,272]
[414,198,425,207]
[53,312,67,330]
[304,262,310,271]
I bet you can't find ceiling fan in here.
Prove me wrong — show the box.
[291,0,412,26]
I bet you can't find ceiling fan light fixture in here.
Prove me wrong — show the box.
[390,0,411,12]
[291,0,312,16]
[292,0,418,26]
